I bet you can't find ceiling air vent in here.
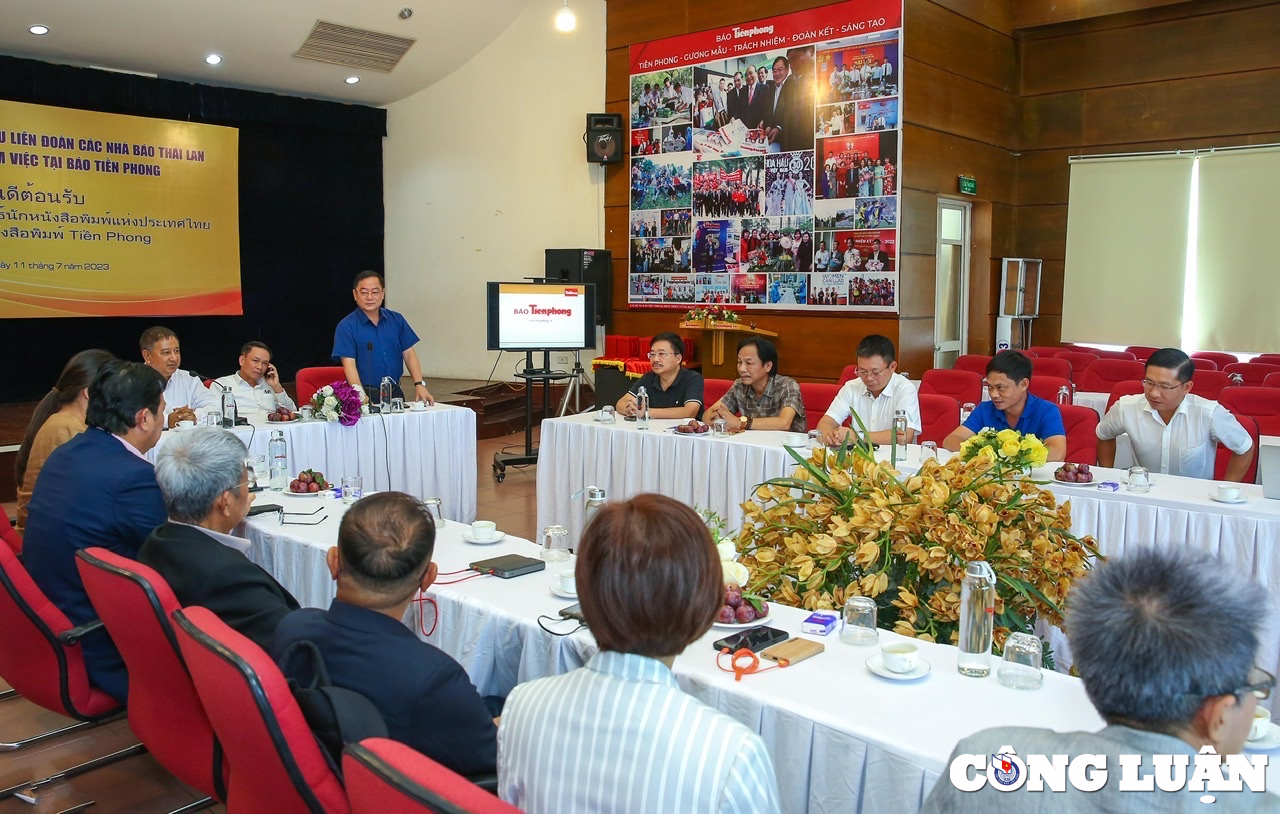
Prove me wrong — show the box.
[294,21,416,73]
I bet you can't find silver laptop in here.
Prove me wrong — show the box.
[1262,444,1280,500]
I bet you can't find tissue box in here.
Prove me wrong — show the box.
[801,611,839,636]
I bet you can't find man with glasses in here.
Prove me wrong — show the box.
[817,335,919,446]
[333,270,434,405]
[616,332,704,420]
[1097,347,1253,481]
[923,547,1276,810]
[943,350,1067,461]
[140,427,299,649]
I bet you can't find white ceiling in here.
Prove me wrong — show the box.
[0,0,532,107]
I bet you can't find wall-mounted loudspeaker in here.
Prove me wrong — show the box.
[585,114,623,164]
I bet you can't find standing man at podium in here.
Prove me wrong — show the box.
[333,270,434,405]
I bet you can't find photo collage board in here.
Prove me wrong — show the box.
[627,0,904,313]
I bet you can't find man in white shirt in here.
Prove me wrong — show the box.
[818,334,920,446]
[213,341,297,415]
[1096,347,1254,481]
[141,326,220,428]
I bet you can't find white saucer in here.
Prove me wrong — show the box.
[1246,722,1280,751]
[866,653,932,681]
[712,618,772,630]
[550,585,578,600]
[1208,493,1248,505]
[1052,478,1096,488]
[462,530,506,545]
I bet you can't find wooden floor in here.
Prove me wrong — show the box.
[0,428,540,811]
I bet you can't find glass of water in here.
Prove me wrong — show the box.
[840,596,879,645]
[920,441,938,463]
[711,418,728,438]
[997,632,1044,690]
[1127,466,1152,493]
[542,525,571,562]
[245,455,267,489]
[421,496,445,529]
[341,476,363,504]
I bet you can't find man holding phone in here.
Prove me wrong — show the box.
[214,341,297,415]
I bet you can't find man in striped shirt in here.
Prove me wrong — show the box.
[497,494,781,813]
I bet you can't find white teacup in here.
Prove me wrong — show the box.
[176,420,195,429]
[470,520,496,541]
[410,400,427,412]
[1217,484,1241,502]
[557,570,577,595]
[1251,707,1272,741]
[881,642,919,674]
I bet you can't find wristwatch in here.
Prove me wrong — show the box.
[413,380,428,387]
[742,415,753,430]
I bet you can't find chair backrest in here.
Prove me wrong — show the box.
[1192,351,1239,370]
[1216,410,1259,483]
[1025,346,1065,358]
[296,366,346,406]
[799,383,839,432]
[918,394,960,446]
[76,549,224,800]
[1192,357,1219,371]
[1077,360,1145,394]
[1090,349,1138,361]
[953,355,991,376]
[0,544,120,721]
[1056,351,1100,377]
[1028,375,1071,403]
[1219,387,1280,437]
[1264,372,1280,389]
[1030,357,1072,382]
[919,369,982,406]
[1223,362,1280,387]
[1060,404,1100,465]
[1190,370,1233,401]
[0,512,20,556]
[838,364,858,386]
[173,607,349,814]
[1253,354,1280,368]
[1125,346,1159,362]
[702,378,733,413]
[343,739,518,814]
[1107,380,1145,411]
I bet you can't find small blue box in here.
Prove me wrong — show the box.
[801,611,839,636]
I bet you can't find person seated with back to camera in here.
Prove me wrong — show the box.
[942,350,1066,462]
[213,341,297,415]
[139,427,299,649]
[615,332,704,420]
[816,334,920,447]
[704,336,806,433]
[497,493,781,813]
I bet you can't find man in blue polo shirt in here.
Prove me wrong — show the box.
[942,350,1066,462]
[333,270,434,405]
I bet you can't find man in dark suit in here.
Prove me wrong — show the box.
[766,56,813,154]
[139,428,298,649]
[724,71,747,123]
[865,238,891,267]
[24,359,168,703]
[270,492,498,778]
[741,66,770,130]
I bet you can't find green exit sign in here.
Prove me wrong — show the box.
[958,175,977,196]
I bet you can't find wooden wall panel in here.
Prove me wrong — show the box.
[1039,260,1065,316]
[897,254,936,319]
[905,0,1017,92]
[1015,204,1067,262]
[687,0,831,32]
[606,2,690,50]
[924,0,1013,34]
[1020,92,1084,149]
[1013,0,1196,29]
[605,47,630,104]
[897,316,937,376]
[902,126,1018,204]
[1017,149,1072,206]
[902,59,1020,148]
[898,187,939,256]
[1021,3,1280,95]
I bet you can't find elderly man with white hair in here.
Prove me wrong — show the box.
[137,427,298,648]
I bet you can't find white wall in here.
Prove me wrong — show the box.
[384,0,607,381]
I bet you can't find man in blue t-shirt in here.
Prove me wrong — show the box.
[942,350,1066,462]
[332,270,434,405]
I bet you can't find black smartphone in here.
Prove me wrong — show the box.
[247,503,282,516]
[559,603,586,622]
[712,625,789,653]
[624,414,637,422]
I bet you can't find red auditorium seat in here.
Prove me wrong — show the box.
[1125,346,1159,362]
[1090,349,1138,361]
[1223,362,1280,386]
[1219,387,1280,437]
[1029,376,1071,404]
[1264,372,1280,389]
[953,355,991,376]
[1056,351,1100,378]
[1061,404,1100,465]
[702,378,733,413]
[1026,346,1066,357]
[295,365,345,405]
[1107,380,1145,411]
[1214,410,1259,483]
[918,394,960,446]
[799,383,840,431]
[838,364,858,386]
[344,738,517,814]
[1031,357,1071,382]
[920,369,982,407]
[1193,351,1239,370]
[1077,360,1145,394]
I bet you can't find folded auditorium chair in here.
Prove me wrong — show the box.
[343,739,518,814]
[1223,362,1280,387]
[917,394,959,446]
[1028,376,1071,404]
[919,369,982,407]
[1192,351,1238,370]
[76,548,224,805]
[1060,404,1100,465]
[173,607,349,814]
[1030,356,1072,382]
[1076,360,1145,394]
[1124,346,1159,362]
[295,366,346,406]
[952,355,991,376]
[1090,349,1138,361]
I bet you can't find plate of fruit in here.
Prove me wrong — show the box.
[1053,462,1095,486]
[668,420,712,436]
[713,583,771,629]
[284,469,331,496]
[267,407,299,423]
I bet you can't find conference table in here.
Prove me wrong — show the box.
[241,509,1280,812]
[152,405,477,522]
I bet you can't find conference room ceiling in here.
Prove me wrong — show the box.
[0,0,531,106]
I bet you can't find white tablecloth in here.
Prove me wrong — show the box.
[154,405,477,521]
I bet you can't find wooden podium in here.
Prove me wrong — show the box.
[679,320,778,380]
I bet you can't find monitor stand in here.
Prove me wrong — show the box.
[492,350,572,482]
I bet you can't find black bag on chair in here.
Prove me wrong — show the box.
[279,640,387,775]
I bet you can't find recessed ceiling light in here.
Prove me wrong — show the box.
[345,76,360,85]
[29,24,49,36]
[398,8,413,20]
[205,54,222,65]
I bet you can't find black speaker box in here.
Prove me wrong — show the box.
[546,248,612,327]
[586,113,623,164]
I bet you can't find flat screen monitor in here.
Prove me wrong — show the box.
[486,282,597,352]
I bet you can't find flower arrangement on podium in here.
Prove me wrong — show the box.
[311,381,364,426]
[733,432,1098,663]
[957,427,1049,475]
[683,304,740,326]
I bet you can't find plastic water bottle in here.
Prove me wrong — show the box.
[379,377,395,410]
[268,430,288,492]
[585,486,607,529]
[221,388,237,428]
[891,410,908,467]
[960,402,976,424]
[1056,386,1071,406]
[958,560,997,677]
[636,386,650,430]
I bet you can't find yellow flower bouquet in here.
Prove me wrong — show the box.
[734,440,1099,665]
[957,428,1048,473]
